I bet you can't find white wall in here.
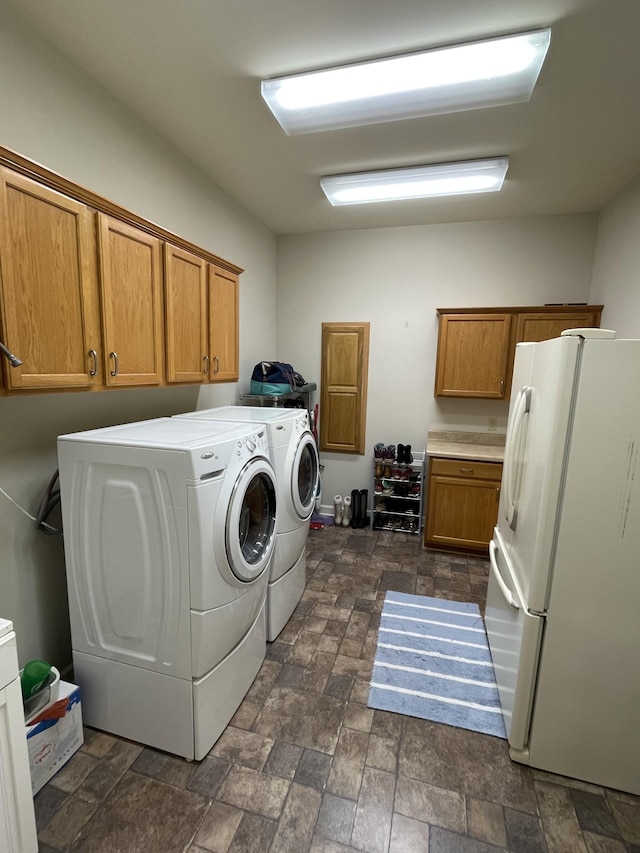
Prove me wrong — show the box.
[277,216,597,511]
[0,8,277,667]
[590,174,640,337]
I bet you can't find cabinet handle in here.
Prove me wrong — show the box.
[203,355,210,375]
[459,467,474,474]
[109,351,118,377]
[88,349,98,376]
[213,356,220,375]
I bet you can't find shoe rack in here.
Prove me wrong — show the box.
[371,448,425,535]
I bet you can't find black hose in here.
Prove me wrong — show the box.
[36,470,63,536]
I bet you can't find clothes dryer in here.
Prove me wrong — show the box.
[174,407,319,640]
[57,417,277,760]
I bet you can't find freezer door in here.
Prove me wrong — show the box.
[498,335,580,612]
[523,337,640,794]
[485,527,544,751]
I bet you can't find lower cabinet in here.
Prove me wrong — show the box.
[424,457,502,553]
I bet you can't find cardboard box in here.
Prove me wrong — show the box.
[25,680,84,795]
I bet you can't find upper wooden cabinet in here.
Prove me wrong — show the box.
[208,265,239,382]
[164,250,239,384]
[435,313,512,399]
[0,168,102,390]
[164,244,208,383]
[320,322,370,454]
[0,146,242,394]
[434,305,603,399]
[97,215,164,387]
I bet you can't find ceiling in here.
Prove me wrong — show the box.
[6,0,640,235]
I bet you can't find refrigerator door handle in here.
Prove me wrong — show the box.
[489,540,519,609]
[503,386,532,530]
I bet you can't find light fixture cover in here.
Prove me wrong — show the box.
[261,29,550,135]
[320,158,509,206]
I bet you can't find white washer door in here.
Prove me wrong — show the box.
[226,457,277,581]
[291,432,319,520]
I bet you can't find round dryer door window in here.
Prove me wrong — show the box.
[226,457,277,582]
[292,432,320,519]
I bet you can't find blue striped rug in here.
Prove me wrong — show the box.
[368,591,506,739]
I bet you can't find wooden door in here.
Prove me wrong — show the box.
[0,168,101,389]
[435,313,512,398]
[208,265,239,382]
[164,244,207,383]
[320,322,370,454]
[97,214,163,386]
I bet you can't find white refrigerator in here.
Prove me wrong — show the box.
[485,328,640,795]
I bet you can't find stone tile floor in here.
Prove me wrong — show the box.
[34,525,640,852]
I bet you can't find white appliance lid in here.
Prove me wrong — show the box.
[179,406,301,424]
[560,328,616,339]
[0,618,14,638]
[58,417,260,450]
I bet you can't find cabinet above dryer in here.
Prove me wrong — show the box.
[0,146,241,394]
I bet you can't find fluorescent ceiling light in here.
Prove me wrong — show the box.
[261,29,550,134]
[320,158,509,206]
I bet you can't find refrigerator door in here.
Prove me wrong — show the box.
[485,527,544,749]
[497,335,580,612]
[523,337,640,794]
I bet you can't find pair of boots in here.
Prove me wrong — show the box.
[334,490,368,528]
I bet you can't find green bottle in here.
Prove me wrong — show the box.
[21,660,52,700]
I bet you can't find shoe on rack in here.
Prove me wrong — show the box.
[397,444,405,465]
[404,444,413,464]
[383,463,392,479]
[333,495,343,526]
[384,445,396,460]
[392,468,402,480]
[375,460,384,478]
[374,482,382,494]
[374,443,385,459]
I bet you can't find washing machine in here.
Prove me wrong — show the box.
[174,407,319,640]
[57,417,277,760]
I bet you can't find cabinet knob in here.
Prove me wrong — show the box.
[109,351,118,377]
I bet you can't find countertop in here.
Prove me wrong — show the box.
[426,430,506,463]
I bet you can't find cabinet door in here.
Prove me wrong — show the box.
[98,214,164,386]
[208,265,239,382]
[515,311,598,344]
[164,244,207,383]
[320,322,370,454]
[0,167,102,389]
[425,459,502,552]
[435,314,512,399]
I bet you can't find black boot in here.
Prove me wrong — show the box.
[358,489,369,527]
[405,444,413,464]
[350,489,359,528]
[397,444,406,465]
